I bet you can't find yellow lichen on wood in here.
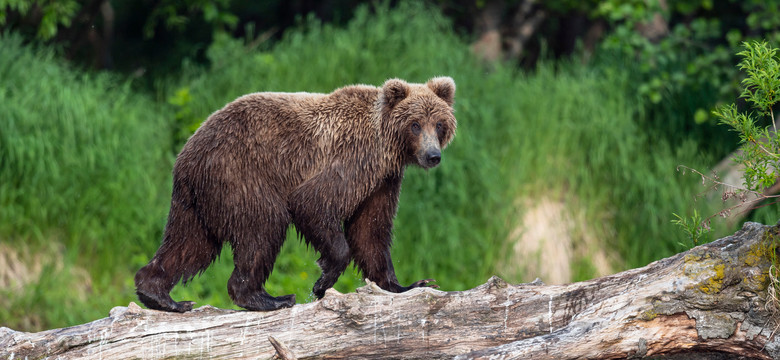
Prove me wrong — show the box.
[698,263,725,294]
[744,243,767,267]
[682,253,727,295]
[745,229,778,267]
[742,268,769,292]
[638,308,658,321]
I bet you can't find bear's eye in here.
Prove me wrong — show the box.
[436,122,446,136]
[411,122,421,135]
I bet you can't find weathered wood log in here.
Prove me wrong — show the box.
[2,222,779,359]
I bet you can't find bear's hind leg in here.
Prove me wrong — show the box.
[135,199,221,312]
[135,262,197,313]
[227,217,295,311]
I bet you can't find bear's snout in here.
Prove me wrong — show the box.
[425,149,441,167]
[418,143,442,169]
[417,131,443,169]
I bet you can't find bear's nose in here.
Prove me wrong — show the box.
[426,150,441,166]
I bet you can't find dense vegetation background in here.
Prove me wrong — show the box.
[1,0,779,331]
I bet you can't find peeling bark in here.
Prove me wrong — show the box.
[1,222,779,359]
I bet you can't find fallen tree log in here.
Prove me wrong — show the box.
[2,222,779,359]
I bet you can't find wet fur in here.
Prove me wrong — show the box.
[135,77,457,312]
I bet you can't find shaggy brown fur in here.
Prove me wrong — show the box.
[135,77,457,312]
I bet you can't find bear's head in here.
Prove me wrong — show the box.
[380,77,457,169]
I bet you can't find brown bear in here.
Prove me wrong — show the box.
[135,77,457,312]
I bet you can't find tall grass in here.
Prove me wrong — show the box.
[0,1,744,331]
[0,34,173,329]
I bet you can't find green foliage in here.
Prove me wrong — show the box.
[144,0,238,38]
[167,87,202,152]
[671,210,711,248]
[743,0,780,40]
[0,0,237,40]
[597,0,734,106]
[0,33,173,329]
[737,42,780,117]
[714,41,780,191]
[0,0,79,39]
[593,0,780,139]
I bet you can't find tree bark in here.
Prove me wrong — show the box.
[2,222,779,359]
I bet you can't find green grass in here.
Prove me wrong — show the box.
[0,33,174,329]
[0,1,758,331]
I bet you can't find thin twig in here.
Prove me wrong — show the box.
[749,138,780,159]
[765,263,779,341]
[269,335,297,360]
[677,165,775,199]
[676,165,780,226]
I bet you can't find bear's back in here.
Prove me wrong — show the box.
[175,86,383,196]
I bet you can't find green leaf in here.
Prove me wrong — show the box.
[694,108,709,124]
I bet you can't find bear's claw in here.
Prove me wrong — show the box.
[238,293,296,311]
[137,290,195,312]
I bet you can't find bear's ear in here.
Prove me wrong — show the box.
[381,79,410,108]
[427,76,456,106]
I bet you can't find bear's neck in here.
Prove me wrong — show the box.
[374,100,409,178]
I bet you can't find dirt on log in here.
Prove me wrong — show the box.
[2,222,780,359]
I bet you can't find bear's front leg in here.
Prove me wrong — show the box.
[291,213,351,299]
[311,233,351,299]
[289,173,352,299]
[345,175,439,293]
